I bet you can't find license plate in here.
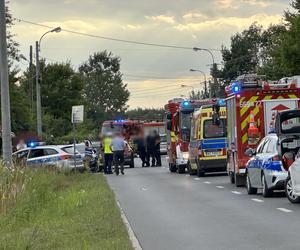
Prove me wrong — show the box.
[205,151,220,156]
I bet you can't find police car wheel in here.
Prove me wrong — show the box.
[246,173,257,195]
[285,176,300,203]
[262,174,273,197]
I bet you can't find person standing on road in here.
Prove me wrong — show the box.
[110,132,127,175]
[103,133,113,174]
[146,131,156,167]
[134,134,147,167]
[153,130,162,167]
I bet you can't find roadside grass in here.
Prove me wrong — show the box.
[0,171,133,250]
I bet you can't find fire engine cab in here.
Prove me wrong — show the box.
[165,98,216,174]
[225,74,300,186]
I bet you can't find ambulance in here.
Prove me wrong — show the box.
[188,102,227,176]
[165,98,216,174]
[225,74,300,186]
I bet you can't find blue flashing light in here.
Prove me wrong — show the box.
[114,119,125,123]
[232,82,241,94]
[28,141,38,148]
[182,101,189,107]
[218,99,225,106]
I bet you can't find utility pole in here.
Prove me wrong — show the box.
[29,45,33,111]
[0,0,12,165]
[35,41,42,137]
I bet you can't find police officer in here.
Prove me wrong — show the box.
[153,130,162,167]
[103,133,113,174]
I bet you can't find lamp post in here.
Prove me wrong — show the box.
[36,27,61,137]
[193,47,216,98]
[190,69,207,98]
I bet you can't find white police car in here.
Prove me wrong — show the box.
[13,145,84,172]
[245,133,288,197]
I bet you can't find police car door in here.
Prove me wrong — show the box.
[251,138,270,187]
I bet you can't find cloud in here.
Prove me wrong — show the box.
[216,0,271,9]
[175,13,282,31]
[145,15,176,24]
[182,11,209,22]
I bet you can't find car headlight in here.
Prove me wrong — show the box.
[183,152,189,160]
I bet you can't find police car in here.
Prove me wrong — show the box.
[13,145,84,172]
[245,133,288,197]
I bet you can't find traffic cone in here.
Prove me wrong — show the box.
[248,111,259,138]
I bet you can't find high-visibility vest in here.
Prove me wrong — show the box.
[103,137,113,154]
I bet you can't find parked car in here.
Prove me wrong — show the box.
[245,133,288,197]
[13,145,84,172]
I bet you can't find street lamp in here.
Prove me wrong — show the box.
[193,47,216,98]
[35,27,61,137]
[190,69,208,98]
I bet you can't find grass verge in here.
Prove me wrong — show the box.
[0,172,133,250]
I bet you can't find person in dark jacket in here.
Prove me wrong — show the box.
[153,130,161,167]
[134,135,148,167]
[146,131,156,167]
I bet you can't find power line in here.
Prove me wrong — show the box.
[14,17,221,52]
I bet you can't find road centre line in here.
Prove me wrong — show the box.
[251,198,264,203]
[231,191,242,195]
[277,208,293,213]
[216,186,224,189]
[204,181,211,184]
[194,178,200,180]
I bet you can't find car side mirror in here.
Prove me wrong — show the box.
[244,148,256,157]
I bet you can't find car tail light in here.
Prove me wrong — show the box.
[61,154,72,160]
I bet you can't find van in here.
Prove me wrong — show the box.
[188,105,227,176]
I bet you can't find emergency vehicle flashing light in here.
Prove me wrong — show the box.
[182,101,190,107]
[218,99,225,106]
[231,82,241,94]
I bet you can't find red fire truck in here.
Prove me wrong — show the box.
[225,74,300,186]
[165,98,216,173]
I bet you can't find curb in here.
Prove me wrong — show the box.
[117,201,143,250]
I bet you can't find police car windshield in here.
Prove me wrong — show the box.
[204,119,227,139]
[62,146,79,154]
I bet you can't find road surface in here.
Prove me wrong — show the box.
[106,157,300,250]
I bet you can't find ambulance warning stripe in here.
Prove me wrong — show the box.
[240,94,295,145]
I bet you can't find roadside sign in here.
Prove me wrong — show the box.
[72,105,84,124]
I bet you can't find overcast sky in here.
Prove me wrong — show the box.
[10,0,290,109]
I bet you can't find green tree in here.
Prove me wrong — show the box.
[79,51,130,125]
[125,108,164,121]
[40,62,84,137]
[221,23,262,81]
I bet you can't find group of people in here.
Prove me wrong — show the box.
[100,132,129,176]
[134,130,161,167]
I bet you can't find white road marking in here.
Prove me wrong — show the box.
[141,187,148,191]
[216,186,224,189]
[162,166,166,168]
[277,208,293,213]
[117,201,142,250]
[194,178,200,180]
[251,198,264,203]
[204,181,211,184]
[186,174,189,177]
[231,191,242,195]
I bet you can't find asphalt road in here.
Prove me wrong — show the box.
[106,157,300,250]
